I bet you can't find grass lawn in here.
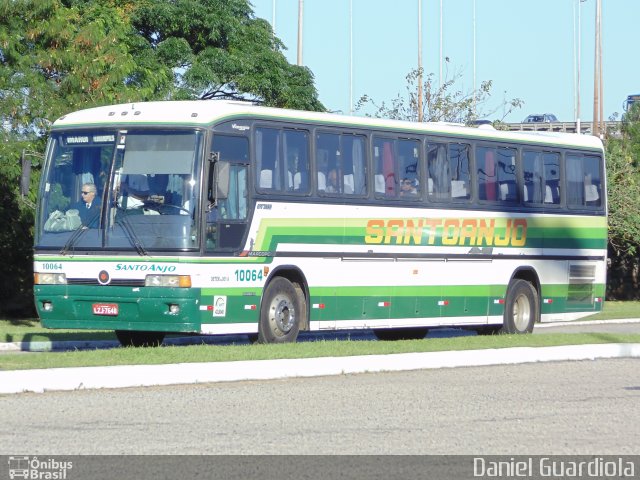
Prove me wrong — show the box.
[587,301,640,320]
[2,332,640,371]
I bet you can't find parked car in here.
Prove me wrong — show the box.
[522,113,558,123]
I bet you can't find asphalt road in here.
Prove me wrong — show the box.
[1,358,638,455]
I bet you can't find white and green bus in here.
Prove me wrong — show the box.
[32,101,607,346]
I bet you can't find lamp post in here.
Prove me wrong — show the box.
[272,0,276,34]
[575,0,586,134]
[472,0,477,116]
[297,0,303,66]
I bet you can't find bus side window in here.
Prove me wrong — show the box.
[316,133,341,195]
[284,130,310,194]
[256,127,279,191]
[523,150,561,205]
[566,153,602,208]
[373,137,396,197]
[398,139,420,199]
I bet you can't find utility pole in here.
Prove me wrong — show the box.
[472,0,477,116]
[349,0,353,114]
[439,0,443,89]
[417,0,423,122]
[592,0,603,137]
[598,0,603,136]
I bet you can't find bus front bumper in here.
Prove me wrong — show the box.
[35,285,201,333]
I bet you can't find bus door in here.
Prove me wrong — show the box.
[207,135,250,251]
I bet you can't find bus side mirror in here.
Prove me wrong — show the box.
[216,161,230,201]
[20,150,32,197]
[208,152,229,204]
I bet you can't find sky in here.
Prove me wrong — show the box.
[251,0,639,123]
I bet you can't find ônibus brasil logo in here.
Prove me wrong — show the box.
[8,456,73,479]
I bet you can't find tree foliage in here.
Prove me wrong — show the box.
[0,0,323,133]
[355,65,523,124]
[132,0,323,110]
[0,0,171,136]
[0,0,324,317]
[604,104,640,299]
[606,108,640,256]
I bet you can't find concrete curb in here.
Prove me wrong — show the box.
[0,335,244,352]
[0,339,118,352]
[2,343,639,395]
[535,318,640,328]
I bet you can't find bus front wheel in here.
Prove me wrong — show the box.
[258,277,304,344]
[115,330,165,347]
[501,279,538,334]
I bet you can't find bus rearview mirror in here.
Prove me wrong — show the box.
[215,161,230,201]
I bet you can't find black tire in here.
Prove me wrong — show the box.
[500,279,538,334]
[258,277,304,343]
[292,282,308,331]
[373,327,429,341]
[115,330,165,347]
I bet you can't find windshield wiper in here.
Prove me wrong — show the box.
[60,224,88,256]
[115,207,148,256]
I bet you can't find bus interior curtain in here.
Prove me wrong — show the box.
[255,129,263,173]
[238,167,247,218]
[383,141,395,196]
[282,131,293,191]
[435,144,449,196]
[227,167,239,219]
[532,154,544,203]
[566,156,584,205]
[274,132,281,190]
[485,149,497,201]
[352,137,365,195]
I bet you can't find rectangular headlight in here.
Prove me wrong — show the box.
[34,273,67,285]
[145,275,191,288]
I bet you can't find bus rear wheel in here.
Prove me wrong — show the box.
[258,277,304,344]
[501,279,538,334]
[115,330,165,347]
[373,327,429,341]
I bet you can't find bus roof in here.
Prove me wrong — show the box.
[52,100,604,151]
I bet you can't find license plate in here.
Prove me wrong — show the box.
[92,303,119,316]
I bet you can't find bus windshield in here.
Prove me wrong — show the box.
[36,129,202,252]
